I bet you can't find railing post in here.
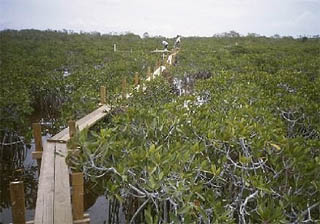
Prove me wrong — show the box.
[68,120,76,138]
[154,65,158,78]
[72,172,90,224]
[32,123,43,160]
[122,78,127,99]
[100,86,106,104]
[147,66,151,79]
[160,65,162,76]
[134,72,139,86]
[32,123,42,152]
[10,181,26,224]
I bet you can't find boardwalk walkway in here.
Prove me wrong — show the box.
[34,105,110,224]
[32,49,178,224]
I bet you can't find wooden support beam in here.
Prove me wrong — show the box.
[32,151,43,160]
[68,120,76,139]
[122,78,127,99]
[72,172,84,221]
[32,123,43,152]
[10,181,26,224]
[134,72,139,86]
[100,86,106,104]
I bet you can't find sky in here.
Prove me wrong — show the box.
[0,0,319,37]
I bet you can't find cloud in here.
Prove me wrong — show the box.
[0,0,319,36]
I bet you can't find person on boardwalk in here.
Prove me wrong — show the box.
[174,35,181,48]
[162,40,169,50]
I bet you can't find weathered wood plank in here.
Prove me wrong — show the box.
[54,143,72,224]
[48,128,69,142]
[49,104,111,142]
[34,142,55,224]
[59,105,111,142]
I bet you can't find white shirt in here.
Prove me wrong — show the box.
[162,41,168,46]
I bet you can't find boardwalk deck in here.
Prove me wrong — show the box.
[54,143,73,224]
[49,104,111,143]
[33,50,179,224]
[34,104,111,224]
[34,142,54,224]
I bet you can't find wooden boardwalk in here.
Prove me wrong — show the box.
[29,49,179,224]
[34,105,111,224]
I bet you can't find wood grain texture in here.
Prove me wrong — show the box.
[10,181,26,224]
[50,105,111,142]
[32,123,43,152]
[71,173,84,220]
[34,142,54,224]
[54,143,72,224]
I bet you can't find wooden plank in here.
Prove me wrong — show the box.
[48,128,69,142]
[10,181,26,224]
[34,142,55,224]
[54,143,72,224]
[60,105,111,142]
[49,105,111,142]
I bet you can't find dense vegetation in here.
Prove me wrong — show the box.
[69,36,320,223]
[0,29,161,139]
[1,30,320,223]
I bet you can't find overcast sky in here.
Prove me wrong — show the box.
[0,0,319,37]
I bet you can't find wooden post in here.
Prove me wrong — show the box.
[32,123,42,152]
[122,78,127,99]
[134,72,139,86]
[160,65,162,76]
[113,44,117,52]
[147,66,151,79]
[100,86,106,104]
[72,172,84,221]
[10,181,25,224]
[32,123,43,160]
[68,120,76,138]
